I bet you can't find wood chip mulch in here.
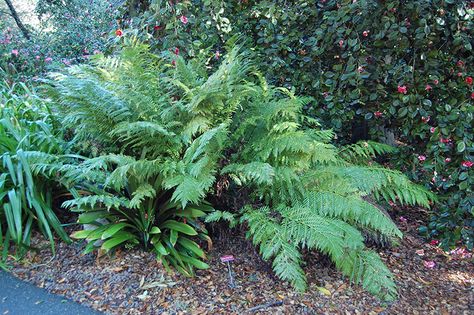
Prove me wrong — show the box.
[8,219,474,315]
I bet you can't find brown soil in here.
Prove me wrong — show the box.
[8,219,474,315]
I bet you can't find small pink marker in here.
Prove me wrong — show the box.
[220,255,235,287]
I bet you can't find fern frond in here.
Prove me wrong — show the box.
[62,194,130,210]
[301,192,402,238]
[205,210,238,228]
[222,162,275,186]
[129,184,156,208]
[339,140,396,162]
[241,207,306,291]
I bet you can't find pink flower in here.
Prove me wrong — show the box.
[215,50,220,59]
[399,216,407,223]
[423,260,436,269]
[418,155,426,162]
[457,60,464,68]
[445,158,451,163]
[425,84,432,91]
[429,239,439,246]
[357,66,364,73]
[430,127,436,133]
[457,72,463,77]
[93,50,101,54]
[466,76,473,85]
[11,49,19,56]
[421,116,430,123]
[115,29,123,37]
[35,55,40,60]
[180,15,188,24]
[433,79,439,85]
[374,111,383,118]
[461,161,474,168]
[45,57,52,63]
[362,30,369,37]
[397,85,408,94]
[415,249,425,256]
[323,92,329,98]
[339,40,344,48]
[440,137,451,144]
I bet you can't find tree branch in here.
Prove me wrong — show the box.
[3,0,31,40]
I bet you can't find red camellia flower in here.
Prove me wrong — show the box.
[174,47,179,55]
[374,111,383,117]
[471,92,474,100]
[362,30,369,37]
[466,76,473,85]
[115,29,123,37]
[445,158,451,163]
[425,84,432,91]
[171,60,176,67]
[462,161,474,168]
[154,25,161,31]
[180,15,188,24]
[457,60,464,67]
[421,116,430,123]
[397,85,408,94]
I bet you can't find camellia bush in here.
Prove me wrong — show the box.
[0,0,119,81]
[118,0,474,249]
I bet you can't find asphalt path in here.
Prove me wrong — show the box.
[0,271,101,315]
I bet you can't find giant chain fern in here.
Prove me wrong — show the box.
[43,39,435,300]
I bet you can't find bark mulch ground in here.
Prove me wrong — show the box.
[7,218,474,315]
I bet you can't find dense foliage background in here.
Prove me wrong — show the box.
[0,0,119,80]
[121,0,474,249]
[0,0,472,299]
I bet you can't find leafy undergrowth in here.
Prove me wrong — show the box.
[8,218,473,314]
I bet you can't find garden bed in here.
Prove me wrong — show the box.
[9,218,473,314]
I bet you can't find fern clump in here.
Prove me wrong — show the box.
[43,39,435,300]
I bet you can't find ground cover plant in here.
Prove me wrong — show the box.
[121,0,474,249]
[39,40,435,300]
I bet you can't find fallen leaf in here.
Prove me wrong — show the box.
[418,277,432,285]
[316,286,332,296]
